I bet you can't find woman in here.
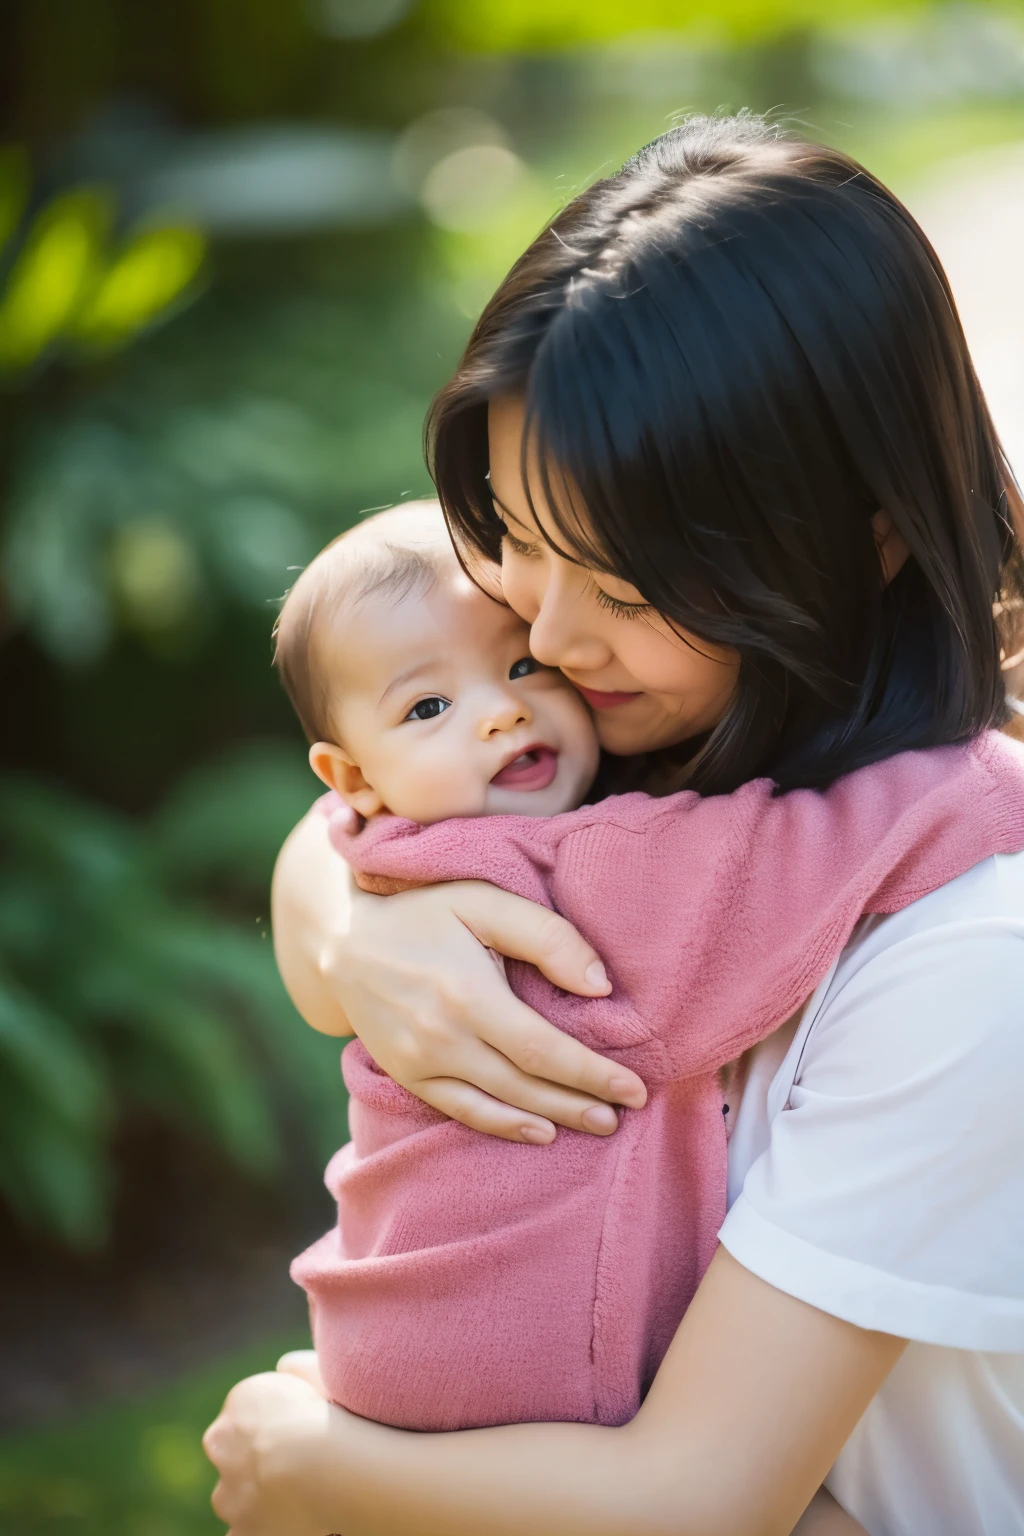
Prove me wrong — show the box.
[204,116,1024,1535]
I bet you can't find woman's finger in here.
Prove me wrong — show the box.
[433,1041,627,1132]
[458,980,647,1112]
[443,883,648,1109]
[494,1012,647,1111]
[447,882,612,996]
[413,1075,558,1142]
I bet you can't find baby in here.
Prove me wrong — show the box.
[273,500,600,826]
[275,501,1024,1432]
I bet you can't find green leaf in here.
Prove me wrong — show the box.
[109,995,280,1175]
[0,1090,110,1248]
[0,974,109,1134]
[434,0,941,50]
[0,768,345,1246]
[72,225,207,351]
[0,187,112,370]
[151,741,317,889]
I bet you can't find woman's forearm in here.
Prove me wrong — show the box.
[295,1250,896,1536]
[308,1417,864,1536]
[311,1415,681,1536]
[271,808,357,1037]
[208,1254,895,1535]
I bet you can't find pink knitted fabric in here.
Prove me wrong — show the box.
[291,732,1024,1431]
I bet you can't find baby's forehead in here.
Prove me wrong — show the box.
[350,561,527,652]
[319,549,530,696]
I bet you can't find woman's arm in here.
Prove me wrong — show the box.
[270,808,647,1140]
[205,1248,901,1536]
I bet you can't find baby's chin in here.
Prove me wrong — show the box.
[484,784,584,818]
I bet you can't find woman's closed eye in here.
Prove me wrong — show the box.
[592,584,652,620]
[500,525,538,559]
[404,696,452,721]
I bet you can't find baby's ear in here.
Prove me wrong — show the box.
[308,743,385,818]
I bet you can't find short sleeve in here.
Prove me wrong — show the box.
[719,914,1024,1351]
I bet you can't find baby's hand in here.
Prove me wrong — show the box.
[337,806,419,894]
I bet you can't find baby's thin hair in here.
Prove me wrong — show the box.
[273,504,449,744]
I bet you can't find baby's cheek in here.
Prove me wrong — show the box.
[390,747,490,824]
[559,692,602,770]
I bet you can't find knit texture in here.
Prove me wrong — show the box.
[291,731,1024,1430]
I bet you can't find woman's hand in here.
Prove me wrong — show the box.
[326,876,647,1141]
[203,1355,338,1536]
[272,809,647,1143]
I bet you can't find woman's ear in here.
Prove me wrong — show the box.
[308,742,385,818]
[872,509,911,587]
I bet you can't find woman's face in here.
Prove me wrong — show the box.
[487,395,740,756]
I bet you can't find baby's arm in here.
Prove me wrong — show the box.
[327,805,563,910]
[328,739,994,1076]
[327,792,786,1070]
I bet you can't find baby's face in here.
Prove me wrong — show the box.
[320,567,600,823]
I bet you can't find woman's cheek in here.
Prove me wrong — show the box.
[626,625,739,702]
[616,625,692,693]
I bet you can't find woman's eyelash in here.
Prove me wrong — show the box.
[593,586,651,619]
[503,531,536,558]
[503,534,537,559]
[495,511,647,615]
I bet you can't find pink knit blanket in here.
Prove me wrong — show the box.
[291,732,1024,1431]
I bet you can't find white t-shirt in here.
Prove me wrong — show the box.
[718,850,1024,1536]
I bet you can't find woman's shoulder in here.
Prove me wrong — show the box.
[803,849,1024,1083]
[823,846,1024,1004]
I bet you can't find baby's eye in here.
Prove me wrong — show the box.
[509,656,540,680]
[404,696,451,721]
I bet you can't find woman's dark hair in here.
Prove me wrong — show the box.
[426,113,1024,794]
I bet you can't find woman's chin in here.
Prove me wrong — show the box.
[595,719,670,756]
[595,712,705,758]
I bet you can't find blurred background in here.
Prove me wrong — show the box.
[1,0,1023,1530]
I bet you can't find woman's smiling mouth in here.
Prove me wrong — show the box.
[490,745,559,791]
[571,684,643,710]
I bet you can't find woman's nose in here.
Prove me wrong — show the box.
[529,578,611,673]
[477,689,532,740]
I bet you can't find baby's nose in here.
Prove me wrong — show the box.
[477,690,532,740]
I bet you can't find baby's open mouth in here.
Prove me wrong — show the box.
[490,745,559,792]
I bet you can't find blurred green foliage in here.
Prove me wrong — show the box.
[434,0,960,49]
[0,1330,306,1534]
[3,276,450,666]
[432,0,1024,54]
[3,0,1024,1258]
[0,159,205,373]
[0,744,348,1248]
